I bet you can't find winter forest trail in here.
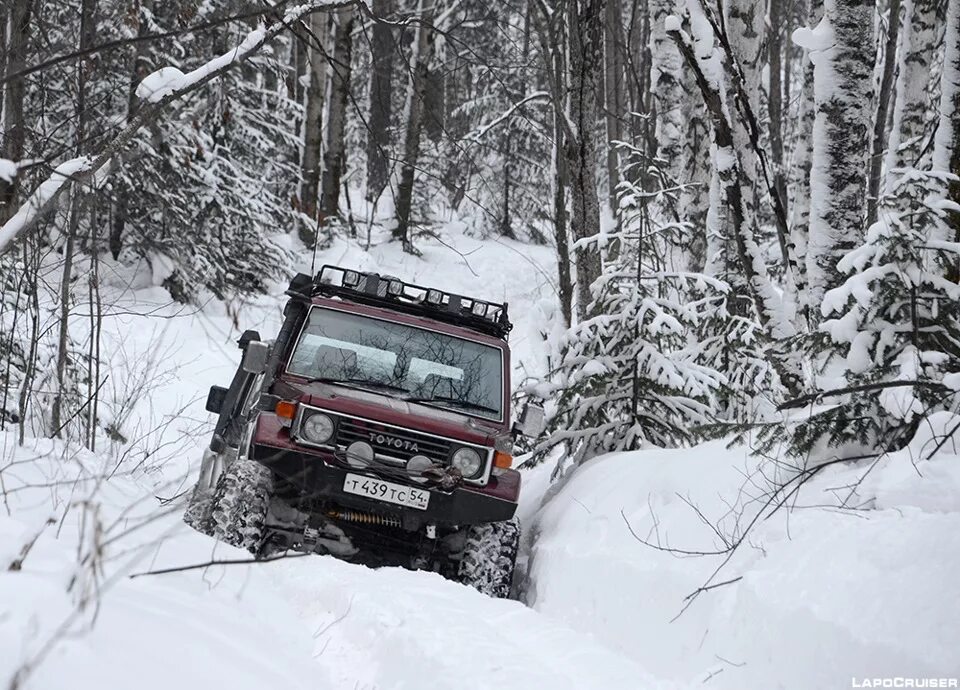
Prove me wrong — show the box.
[4,228,674,690]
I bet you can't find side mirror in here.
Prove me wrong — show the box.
[238,329,262,350]
[241,341,270,374]
[205,385,228,414]
[513,402,545,438]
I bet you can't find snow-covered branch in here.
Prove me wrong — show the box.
[0,0,358,255]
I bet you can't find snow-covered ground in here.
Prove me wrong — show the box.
[3,226,959,689]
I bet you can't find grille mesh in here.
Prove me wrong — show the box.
[335,419,452,464]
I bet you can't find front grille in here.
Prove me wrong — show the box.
[334,418,452,464]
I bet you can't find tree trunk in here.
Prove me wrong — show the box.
[680,67,711,273]
[603,0,625,217]
[804,0,877,316]
[52,0,98,438]
[320,6,355,220]
[933,0,960,280]
[669,16,793,341]
[866,0,901,226]
[768,0,788,219]
[885,0,938,179]
[365,0,395,203]
[299,11,327,224]
[566,0,604,320]
[650,0,683,182]
[0,0,33,225]
[789,0,823,325]
[394,0,435,250]
[110,0,154,260]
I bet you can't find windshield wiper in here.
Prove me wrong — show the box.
[304,376,410,393]
[405,395,499,415]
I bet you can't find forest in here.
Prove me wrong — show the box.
[1,0,959,687]
[1,0,957,463]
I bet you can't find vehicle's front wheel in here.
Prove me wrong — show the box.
[456,517,520,598]
[210,458,274,553]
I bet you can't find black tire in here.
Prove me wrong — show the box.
[457,517,520,598]
[210,458,274,553]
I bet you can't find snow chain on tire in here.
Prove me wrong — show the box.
[457,517,520,598]
[210,459,274,553]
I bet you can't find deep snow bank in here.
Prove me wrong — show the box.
[0,431,667,690]
[526,425,960,688]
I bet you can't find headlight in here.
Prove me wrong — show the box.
[451,447,483,478]
[300,413,335,444]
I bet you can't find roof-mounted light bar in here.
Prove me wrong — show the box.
[297,265,513,339]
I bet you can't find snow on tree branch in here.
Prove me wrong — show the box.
[0,0,358,255]
[0,157,92,252]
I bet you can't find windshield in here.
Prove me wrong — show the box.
[287,307,505,421]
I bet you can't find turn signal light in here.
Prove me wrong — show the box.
[275,400,297,427]
[493,451,513,469]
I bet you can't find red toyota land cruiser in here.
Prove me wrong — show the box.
[184,266,544,597]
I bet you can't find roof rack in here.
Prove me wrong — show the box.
[287,265,513,339]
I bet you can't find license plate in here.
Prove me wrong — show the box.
[342,473,430,511]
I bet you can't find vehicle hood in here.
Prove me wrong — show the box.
[274,378,506,445]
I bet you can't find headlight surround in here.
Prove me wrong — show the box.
[300,412,335,445]
[451,447,483,478]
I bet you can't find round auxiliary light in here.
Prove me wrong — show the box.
[345,441,375,469]
[451,447,483,479]
[406,454,434,483]
[301,413,335,445]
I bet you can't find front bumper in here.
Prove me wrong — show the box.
[250,443,520,528]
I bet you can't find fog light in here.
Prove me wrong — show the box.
[406,454,434,483]
[345,441,374,468]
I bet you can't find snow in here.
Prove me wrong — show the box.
[527,439,960,689]
[4,222,958,689]
[0,156,92,252]
[137,27,267,103]
[792,16,835,60]
[663,15,683,34]
[135,66,186,102]
[0,158,17,183]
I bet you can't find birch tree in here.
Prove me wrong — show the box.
[933,0,960,276]
[885,0,939,178]
[788,0,823,323]
[797,0,877,317]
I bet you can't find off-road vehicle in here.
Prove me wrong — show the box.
[183,265,544,597]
